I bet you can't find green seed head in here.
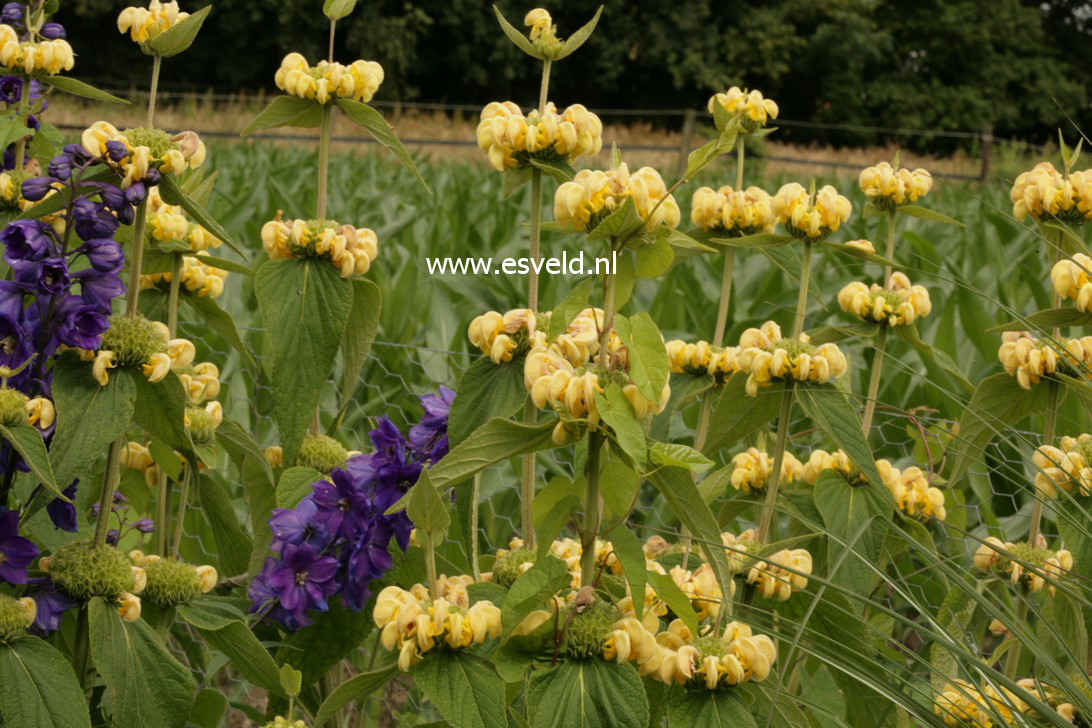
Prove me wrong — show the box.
[561,599,617,659]
[492,548,537,588]
[121,127,175,158]
[50,542,136,601]
[186,406,217,444]
[0,387,28,426]
[295,434,349,474]
[142,559,201,607]
[0,594,32,642]
[694,634,727,659]
[100,315,166,366]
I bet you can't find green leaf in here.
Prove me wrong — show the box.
[388,418,558,513]
[807,322,880,345]
[492,4,545,60]
[196,474,252,576]
[0,115,28,156]
[527,659,649,728]
[335,99,431,193]
[146,4,210,56]
[241,95,324,136]
[610,524,647,621]
[448,358,528,447]
[188,689,228,728]
[0,636,91,728]
[696,463,733,505]
[666,228,717,254]
[178,600,285,696]
[646,568,699,636]
[0,424,61,497]
[131,372,192,454]
[1042,221,1090,257]
[635,234,674,278]
[193,254,255,276]
[279,664,303,698]
[683,132,738,180]
[88,598,195,728]
[667,688,757,728]
[157,174,244,256]
[648,441,713,472]
[548,277,595,340]
[796,383,885,491]
[412,650,508,728]
[314,665,397,727]
[702,374,782,454]
[501,555,570,640]
[596,383,647,469]
[820,239,896,266]
[893,323,974,394]
[710,232,793,248]
[988,307,1092,332]
[277,603,374,696]
[49,355,137,490]
[532,476,581,560]
[528,156,575,182]
[276,466,324,508]
[338,278,382,415]
[947,373,1051,485]
[647,466,734,629]
[588,197,645,243]
[322,0,357,21]
[599,447,639,516]
[554,5,603,60]
[896,204,964,227]
[504,166,533,198]
[41,75,128,104]
[759,245,823,303]
[813,469,891,595]
[615,312,669,403]
[407,467,450,537]
[256,258,353,464]
[928,583,984,694]
[187,296,256,368]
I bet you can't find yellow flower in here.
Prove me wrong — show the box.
[736,322,848,395]
[261,215,379,277]
[880,461,946,521]
[858,161,933,209]
[142,352,171,382]
[24,397,55,430]
[117,593,142,622]
[468,309,537,363]
[690,185,776,235]
[664,339,738,377]
[935,680,1028,727]
[708,87,778,131]
[668,563,730,621]
[800,448,852,484]
[729,448,803,493]
[998,331,1058,389]
[1010,162,1092,224]
[117,0,189,44]
[477,101,603,171]
[273,52,384,104]
[0,24,75,75]
[141,253,228,299]
[92,350,117,386]
[524,8,553,40]
[652,619,777,689]
[746,549,811,601]
[837,272,932,327]
[771,182,852,240]
[1051,252,1092,312]
[1033,434,1092,497]
[554,163,680,232]
[80,122,205,188]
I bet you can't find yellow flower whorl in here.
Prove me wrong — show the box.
[1010,162,1092,224]
[274,52,384,104]
[858,161,933,209]
[554,164,680,232]
[736,321,848,396]
[771,182,852,240]
[707,87,778,131]
[837,272,932,327]
[477,101,603,171]
[261,215,378,277]
[690,185,776,235]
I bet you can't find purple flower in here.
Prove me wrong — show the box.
[30,583,77,635]
[269,497,327,550]
[55,297,109,350]
[73,268,124,312]
[20,176,54,202]
[1,3,21,25]
[72,199,119,240]
[311,470,371,540]
[132,519,155,533]
[46,481,78,533]
[39,22,65,39]
[104,141,128,164]
[0,76,20,105]
[0,313,30,370]
[0,220,55,263]
[46,154,71,181]
[341,524,394,610]
[77,238,124,273]
[34,257,69,295]
[266,543,339,616]
[0,508,38,585]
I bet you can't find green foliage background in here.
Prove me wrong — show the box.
[57,0,1089,149]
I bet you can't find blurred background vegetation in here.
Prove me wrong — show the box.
[55,0,1091,151]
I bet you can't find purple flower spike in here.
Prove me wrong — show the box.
[0,508,38,585]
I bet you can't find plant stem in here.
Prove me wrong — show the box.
[171,466,192,559]
[167,253,182,336]
[147,54,162,128]
[328,19,336,62]
[1027,380,1059,547]
[883,211,897,286]
[316,104,333,219]
[155,470,170,555]
[792,240,813,339]
[860,326,888,436]
[92,437,125,547]
[519,404,536,548]
[735,138,745,191]
[527,170,543,309]
[538,59,551,114]
[470,472,482,581]
[711,249,736,349]
[756,384,795,543]
[580,430,603,586]
[422,530,439,599]
[71,606,90,690]
[124,200,149,316]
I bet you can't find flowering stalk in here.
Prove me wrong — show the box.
[92,437,125,547]
[756,239,813,543]
[580,429,604,586]
[146,54,161,128]
[519,56,553,549]
[422,528,439,600]
[171,465,192,558]
[470,472,482,581]
[154,254,182,556]
[861,212,898,435]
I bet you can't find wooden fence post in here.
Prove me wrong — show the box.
[978,125,994,182]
